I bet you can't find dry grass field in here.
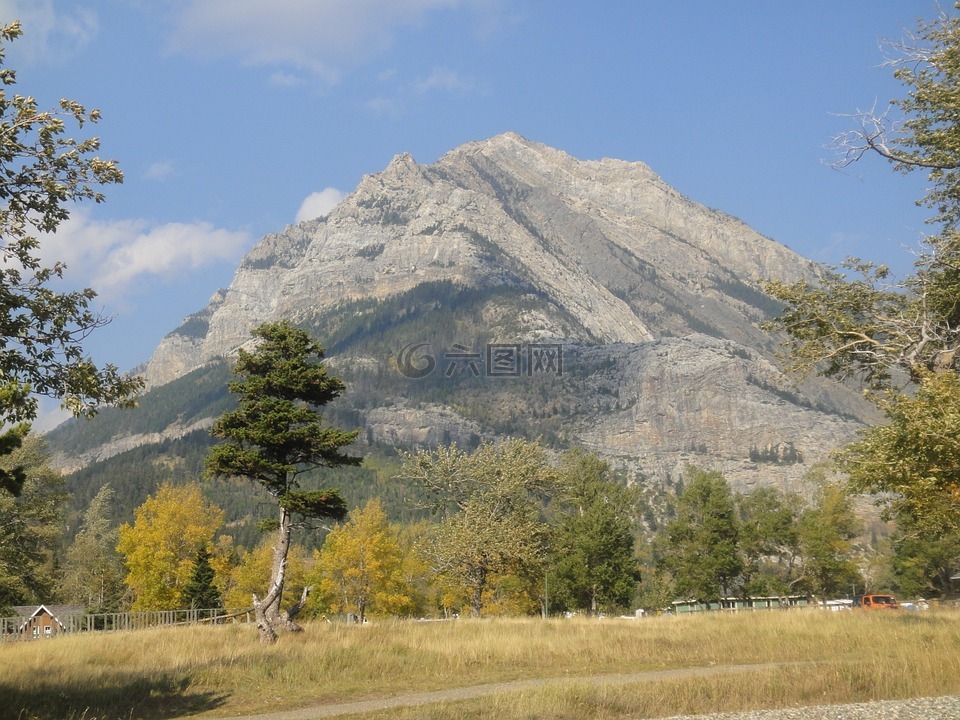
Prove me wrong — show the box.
[2,608,959,719]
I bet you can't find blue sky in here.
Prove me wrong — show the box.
[0,1,943,427]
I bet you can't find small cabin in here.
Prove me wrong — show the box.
[11,605,85,638]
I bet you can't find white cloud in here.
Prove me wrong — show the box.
[414,66,470,94]
[39,211,145,276]
[144,161,175,181]
[167,0,468,81]
[0,0,97,63]
[269,71,304,87]
[366,96,402,118]
[96,222,250,293]
[296,188,345,223]
[40,209,251,302]
[365,66,476,119]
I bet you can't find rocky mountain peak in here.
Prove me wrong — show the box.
[51,134,876,494]
[381,151,421,180]
[145,134,815,387]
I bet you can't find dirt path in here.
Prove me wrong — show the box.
[213,661,810,720]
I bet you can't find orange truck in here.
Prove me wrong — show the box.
[856,594,899,609]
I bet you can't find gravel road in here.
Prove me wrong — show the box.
[660,695,960,720]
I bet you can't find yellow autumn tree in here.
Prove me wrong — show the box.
[309,499,417,622]
[116,482,224,611]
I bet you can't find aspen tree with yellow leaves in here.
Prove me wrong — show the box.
[116,483,224,611]
[310,499,417,623]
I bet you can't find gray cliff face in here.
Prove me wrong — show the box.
[132,132,866,489]
[568,337,865,492]
[146,133,813,386]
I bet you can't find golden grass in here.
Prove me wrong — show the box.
[2,609,959,719]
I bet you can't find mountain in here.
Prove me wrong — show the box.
[48,133,874,526]
[147,132,812,384]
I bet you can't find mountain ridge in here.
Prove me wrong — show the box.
[144,132,814,387]
[50,133,871,510]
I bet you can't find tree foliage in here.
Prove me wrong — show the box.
[795,482,862,601]
[736,486,802,597]
[765,261,933,390]
[889,524,960,598]
[837,371,960,533]
[116,482,224,611]
[400,438,558,617]
[548,450,640,615]
[206,321,359,644]
[648,469,864,606]
[59,483,126,612]
[181,544,223,611]
[428,496,547,617]
[309,498,416,622]
[0,22,142,459]
[401,437,558,515]
[659,468,742,604]
[0,435,65,609]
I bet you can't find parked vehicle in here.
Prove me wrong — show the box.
[824,599,853,611]
[855,594,899,609]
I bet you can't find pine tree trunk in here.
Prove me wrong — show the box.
[252,594,278,645]
[253,506,293,645]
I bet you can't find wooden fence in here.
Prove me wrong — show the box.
[1,608,252,640]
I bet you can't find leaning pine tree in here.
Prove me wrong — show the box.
[206,322,359,644]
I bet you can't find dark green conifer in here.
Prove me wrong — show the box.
[182,545,222,611]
